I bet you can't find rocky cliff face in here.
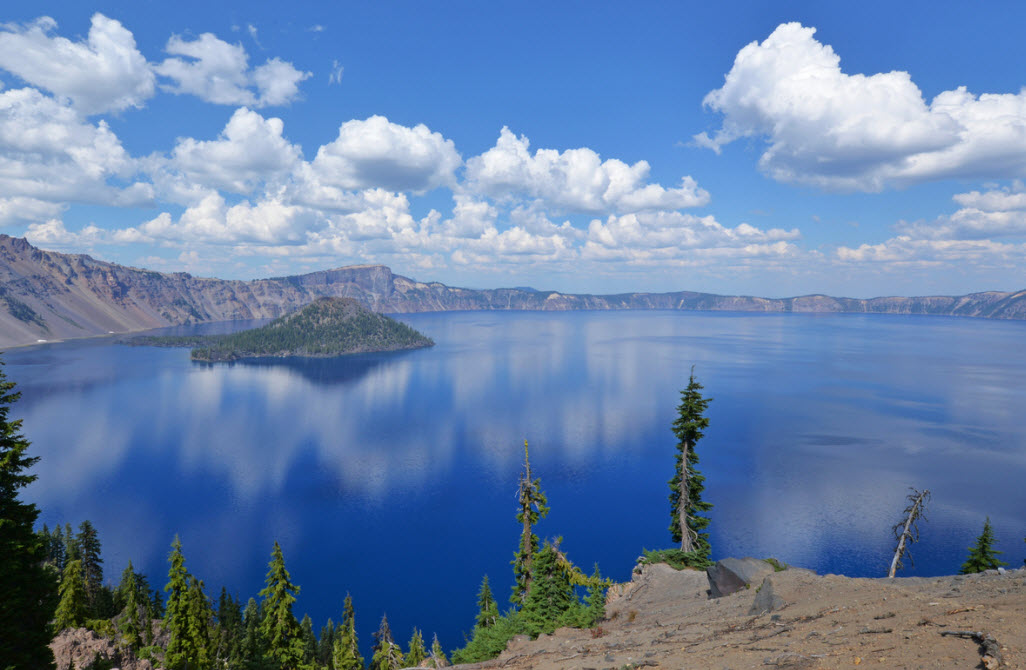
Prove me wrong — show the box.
[2,234,1026,348]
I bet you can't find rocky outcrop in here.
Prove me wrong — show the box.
[4,234,1026,348]
[706,557,778,598]
[49,627,154,670]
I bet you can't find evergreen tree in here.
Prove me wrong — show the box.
[215,588,245,670]
[474,576,498,629]
[316,618,335,669]
[258,541,305,670]
[511,440,549,607]
[40,524,67,574]
[404,628,426,668]
[428,634,447,668]
[300,614,318,667]
[186,576,214,668]
[118,561,142,648]
[0,362,58,669]
[63,522,78,562]
[242,597,269,669]
[333,594,363,670]
[960,517,1007,574]
[53,559,89,633]
[583,564,606,627]
[371,614,404,670]
[164,535,207,670]
[520,542,574,638]
[449,612,525,665]
[668,369,713,563]
[76,520,104,614]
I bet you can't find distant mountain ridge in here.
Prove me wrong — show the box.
[2,234,1025,348]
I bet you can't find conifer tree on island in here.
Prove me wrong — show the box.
[0,361,58,669]
[960,517,1007,574]
[512,440,549,606]
[259,541,305,670]
[668,368,713,564]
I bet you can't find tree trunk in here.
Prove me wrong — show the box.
[679,438,694,552]
[888,489,927,578]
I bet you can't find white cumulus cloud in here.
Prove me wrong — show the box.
[0,14,155,114]
[466,127,710,213]
[698,22,1026,191]
[155,33,310,107]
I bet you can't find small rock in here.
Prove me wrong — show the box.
[750,574,787,615]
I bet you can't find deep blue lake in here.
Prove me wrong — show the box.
[7,311,1026,654]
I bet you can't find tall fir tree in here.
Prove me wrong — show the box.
[520,542,574,638]
[0,362,58,669]
[63,522,78,562]
[316,618,335,669]
[164,535,207,670]
[475,575,498,628]
[76,520,104,615]
[668,368,713,563]
[960,517,1008,574]
[371,614,404,670]
[299,614,317,668]
[583,564,606,627]
[215,587,245,670]
[511,440,549,607]
[242,597,268,669]
[428,634,447,668]
[118,560,142,648]
[333,594,363,670]
[53,559,89,633]
[404,628,426,668]
[259,541,305,670]
[186,576,214,668]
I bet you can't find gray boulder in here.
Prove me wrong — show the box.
[707,557,776,598]
[749,573,787,615]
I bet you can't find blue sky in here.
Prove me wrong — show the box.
[3,1,1026,297]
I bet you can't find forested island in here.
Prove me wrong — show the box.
[132,297,434,362]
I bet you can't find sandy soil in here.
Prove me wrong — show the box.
[455,562,1025,670]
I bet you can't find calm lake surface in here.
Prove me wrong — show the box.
[8,311,1026,652]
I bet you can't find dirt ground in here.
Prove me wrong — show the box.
[455,562,1025,670]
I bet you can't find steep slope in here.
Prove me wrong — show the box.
[3,234,1026,349]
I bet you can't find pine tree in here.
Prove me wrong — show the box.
[186,576,214,668]
[520,542,574,638]
[53,559,89,633]
[583,564,606,627]
[960,517,1007,574]
[511,440,549,607]
[164,536,207,670]
[299,614,317,667]
[668,368,713,563]
[474,575,498,629]
[404,628,426,668]
[119,561,142,648]
[371,614,404,670]
[316,618,335,669]
[215,587,244,670]
[242,597,267,668]
[428,634,447,668]
[333,594,363,670]
[63,522,78,562]
[259,541,305,670]
[0,362,58,669]
[76,520,104,615]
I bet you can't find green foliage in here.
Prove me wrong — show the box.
[668,369,713,560]
[0,361,58,669]
[404,628,426,668]
[187,297,434,361]
[214,587,245,670]
[960,517,1008,574]
[450,611,526,665]
[53,559,89,633]
[636,547,711,571]
[332,594,363,670]
[475,575,498,629]
[76,521,104,615]
[764,558,788,572]
[371,614,404,670]
[428,634,447,668]
[316,618,335,669]
[520,542,574,638]
[118,561,142,648]
[511,440,549,607]
[163,536,209,670]
[583,564,607,628]
[258,541,305,670]
[299,614,317,668]
[242,597,269,669]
